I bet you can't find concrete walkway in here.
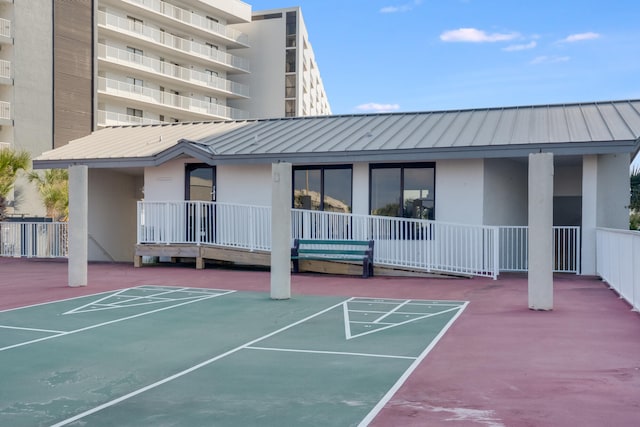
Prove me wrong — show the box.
[1,258,639,426]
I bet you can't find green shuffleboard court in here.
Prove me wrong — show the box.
[0,285,467,427]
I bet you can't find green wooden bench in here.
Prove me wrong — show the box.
[291,239,374,278]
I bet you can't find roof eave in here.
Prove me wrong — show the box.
[32,140,214,169]
[32,140,638,169]
[205,140,639,165]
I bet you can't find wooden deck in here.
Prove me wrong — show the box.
[134,243,456,278]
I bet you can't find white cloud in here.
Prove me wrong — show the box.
[502,41,537,51]
[530,55,570,65]
[356,103,401,113]
[559,32,601,43]
[380,0,422,13]
[440,28,520,43]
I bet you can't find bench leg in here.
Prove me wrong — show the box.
[361,258,373,278]
[292,259,299,273]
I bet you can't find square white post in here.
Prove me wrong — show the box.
[581,155,598,275]
[270,162,291,300]
[68,165,88,287]
[528,153,553,310]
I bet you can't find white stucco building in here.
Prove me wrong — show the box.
[33,100,640,278]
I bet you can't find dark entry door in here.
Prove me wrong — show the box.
[185,164,216,243]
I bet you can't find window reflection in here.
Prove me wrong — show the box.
[293,166,352,213]
[370,164,435,219]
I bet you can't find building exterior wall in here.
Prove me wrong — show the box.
[351,163,369,216]
[581,153,630,275]
[229,15,284,118]
[217,164,271,205]
[483,158,528,226]
[230,7,330,119]
[53,0,94,148]
[435,159,484,225]
[6,0,54,217]
[596,153,630,229]
[88,169,140,262]
[96,0,252,126]
[554,164,582,196]
[144,159,187,201]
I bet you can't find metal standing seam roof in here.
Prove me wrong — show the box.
[33,100,640,168]
[34,121,250,165]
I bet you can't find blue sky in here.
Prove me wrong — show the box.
[248,0,640,115]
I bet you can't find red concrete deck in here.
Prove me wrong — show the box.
[1,257,639,426]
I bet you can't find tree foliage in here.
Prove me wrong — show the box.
[27,169,69,221]
[631,167,640,230]
[631,167,640,212]
[0,148,30,220]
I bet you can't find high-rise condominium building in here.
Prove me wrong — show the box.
[229,7,331,118]
[0,0,330,217]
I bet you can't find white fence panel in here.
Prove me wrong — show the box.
[138,201,271,250]
[135,202,595,280]
[596,228,640,311]
[291,210,499,279]
[499,226,580,274]
[0,222,68,258]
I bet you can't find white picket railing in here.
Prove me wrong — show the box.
[137,201,271,250]
[138,201,500,278]
[0,203,583,281]
[0,222,68,258]
[292,209,499,278]
[596,228,640,311]
[498,226,581,274]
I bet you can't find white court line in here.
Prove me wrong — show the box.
[245,346,417,360]
[49,298,350,427]
[0,289,123,314]
[357,301,469,427]
[63,287,234,315]
[348,306,462,340]
[349,321,395,326]
[0,324,66,334]
[343,297,356,339]
[373,300,410,323]
[349,309,455,316]
[64,287,192,315]
[0,290,235,353]
[350,298,464,306]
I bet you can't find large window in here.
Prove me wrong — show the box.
[370,163,435,219]
[293,166,352,213]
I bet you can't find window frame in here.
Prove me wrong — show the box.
[369,162,436,219]
[292,165,353,212]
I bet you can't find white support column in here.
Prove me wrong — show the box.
[581,155,598,275]
[528,153,554,310]
[270,162,291,300]
[68,165,88,287]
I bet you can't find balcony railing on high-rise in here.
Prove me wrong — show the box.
[123,0,249,47]
[0,101,10,120]
[98,44,249,98]
[0,18,10,39]
[97,110,168,127]
[97,77,249,120]
[97,11,249,73]
[0,59,10,80]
